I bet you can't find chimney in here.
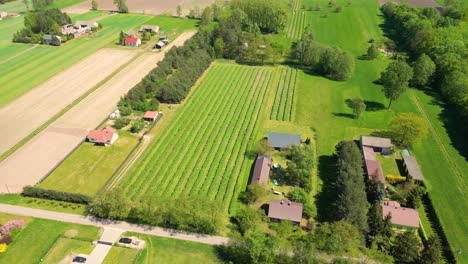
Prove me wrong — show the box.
[280,200,283,204]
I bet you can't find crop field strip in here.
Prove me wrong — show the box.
[286,0,306,40]
[270,66,298,121]
[119,63,272,209]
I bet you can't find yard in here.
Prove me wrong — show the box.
[41,237,95,264]
[0,213,101,264]
[40,131,140,196]
[103,246,140,264]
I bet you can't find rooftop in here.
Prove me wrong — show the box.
[402,155,424,181]
[361,135,393,148]
[251,155,272,185]
[382,200,420,228]
[268,199,303,223]
[365,159,385,184]
[268,132,301,149]
[125,37,139,44]
[143,111,159,119]
[87,126,116,144]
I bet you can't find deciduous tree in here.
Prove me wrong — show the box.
[411,53,435,87]
[349,97,366,119]
[380,60,413,109]
[367,44,378,60]
[91,0,98,10]
[389,113,428,146]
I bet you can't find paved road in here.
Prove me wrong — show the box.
[0,204,229,246]
[87,228,123,264]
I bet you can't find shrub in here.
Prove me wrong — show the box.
[118,106,132,116]
[385,175,406,185]
[0,220,25,236]
[335,6,342,13]
[113,118,131,129]
[130,120,145,133]
[0,243,7,253]
[22,186,92,204]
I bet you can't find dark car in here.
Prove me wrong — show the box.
[72,256,87,263]
[119,237,132,244]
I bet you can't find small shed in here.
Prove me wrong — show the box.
[250,155,272,185]
[268,199,303,225]
[139,25,159,33]
[155,41,165,49]
[143,111,159,122]
[402,155,424,182]
[43,34,62,46]
[126,29,138,37]
[268,132,301,150]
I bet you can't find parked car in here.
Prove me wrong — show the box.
[72,256,87,263]
[119,237,132,244]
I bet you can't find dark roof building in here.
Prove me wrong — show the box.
[402,155,424,181]
[360,135,393,149]
[251,155,272,185]
[268,199,303,225]
[382,200,419,229]
[268,132,301,149]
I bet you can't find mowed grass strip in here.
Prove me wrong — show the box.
[119,63,272,209]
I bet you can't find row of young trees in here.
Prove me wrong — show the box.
[381,2,467,121]
[89,188,224,234]
[13,9,71,43]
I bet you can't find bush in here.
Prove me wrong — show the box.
[22,186,92,204]
[0,243,7,253]
[385,175,406,185]
[113,118,131,129]
[118,106,132,116]
[130,120,145,133]
[0,220,24,236]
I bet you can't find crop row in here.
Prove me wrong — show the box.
[270,67,298,121]
[287,0,306,40]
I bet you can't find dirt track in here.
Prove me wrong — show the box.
[63,0,215,15]
[0,49,137,157]
[0,31,196,194]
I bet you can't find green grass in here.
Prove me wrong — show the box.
[42,237,95,264]
[0,215,101,264]
[375,154,400,176]
[286,0,306,40]
[70,10,107,22]
[125,233,221,264]
[103,246,140,264]
[133,15,199,37]
[40,131,139,196]
[0,194,88,214]
[0,0,28,13]
[47,0,86,9]
[118,63,273,210]
[0,14,197,106]
[270,66,298,121]
[295,0,468,261]
[0,212,31,224]
[0,16,33,61]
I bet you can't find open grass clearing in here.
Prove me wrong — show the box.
[0,214,101,264]
[42,237,95,264]
[103,246,140,264]
[40,131,140,196]
[0,194,87,214]
[69,10,107,22]
[375,153,401,176]
[0,15,33,62]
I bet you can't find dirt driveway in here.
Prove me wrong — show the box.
[0,31,196,194]
[0,49,137,157]
[64,0,215,15]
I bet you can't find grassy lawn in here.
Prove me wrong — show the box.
[70,10,107,22]
[124,233,221,264]
[0,15,33,61]
[0,212,31,224]
[40,131,139,196]
[0,214,101,264]
[42,237,95,264]
[375,154,401,176]
[0,0,28,13]
[0,194,87,214]
[103,246,140,264]
[47,0,86,9]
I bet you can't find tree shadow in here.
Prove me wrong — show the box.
[364,100,385,111]
[315,155,338,222]
[332,112,355,119]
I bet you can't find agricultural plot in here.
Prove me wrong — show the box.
[270,66,298,121]
[286,0,306,40]
[118,63,273,209]
[0,16,33,62]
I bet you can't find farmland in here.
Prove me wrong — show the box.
[297,0,467,261]
[286,0,306,40]
[270,66,298,121]
[40,131,140,196]
[118,63,273,210]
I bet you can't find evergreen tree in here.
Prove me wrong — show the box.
[420,236,442,264]
[367,44,378,60]
[119,31,125,45]
[391,231,420,264]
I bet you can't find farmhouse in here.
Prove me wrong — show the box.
[143,111,159,122]
[125,37,141,47]
[43,34,62,46]
[360,135,393,154]
[382,200,420,230]
[268,132,301,150]
[402,154,425,182]
[139,25,159,33]
[86,126,118,146]
[268,199,303,225]
[251,155,272,185]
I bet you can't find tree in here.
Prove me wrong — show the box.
[113,0,128,13]
[131,120,145,133]
[238,184,266,204]
[367,45,378,60]
[223,231,278,264]
[91,0,98,10]
[348,97,366,119]
[390,113,428,146]
[420,236,442,264]
[255,139,272,156]
[313,221,362,254]
[119,31,125,45]
[412,54,435,87]
[335,6,342,13]
[113,117,130,129]
[200,6,213,25]
[233,206,261,235]
[214,37,225,58]
[391,231,420,264]
[23,0,30,11]
[380,60,413,109]
[89,188,132,219]
[176,4,182,17]
[142,32,151,42]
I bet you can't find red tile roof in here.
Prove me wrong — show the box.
[382,200,420,228]
[251,156,271,184]
[125,37,139,44]
[143,111,158,119]
[268,199,303,223]
[87,126,115,144]
[365,159,385,184]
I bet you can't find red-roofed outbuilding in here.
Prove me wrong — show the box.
[382,200,420,230]
[143,111,159,122]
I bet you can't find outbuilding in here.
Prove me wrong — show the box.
[143,111,159,122]
[382,200,419,230]
[139,25,160,34]
[268,199,303,225]
[0,12,8,20]
[125,37,141,47]
[250,155,272,185]
[402,154,424,182]
[360,135,393,154]
[43,34,62,46]
[268,132,301,150]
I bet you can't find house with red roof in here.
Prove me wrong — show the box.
[143,111,159,122]
[125,37,141,47]
[382,200,420,230]
[86,127,118,146]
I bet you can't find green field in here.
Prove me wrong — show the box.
[0,14,197,106]
[103,246,140,264]
[0,0,28,13]
[126,233,221,264]
[42,237,95,264]
[0,214,101,264]
[0,194,88,214]
[118,63,273,210]
[0,16,32,62]
[70,10,107,22]
[270,66,298,121]
[40,131,140,196]
[286,0,306,40]
[296,0,467,261]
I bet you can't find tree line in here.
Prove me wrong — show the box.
[381,2,467,122]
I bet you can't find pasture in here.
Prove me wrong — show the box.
[0,214,101,264]
[296,0,467,260]
[270,66,298,121]
[118,63,273,210]
[0,15,32,62]
[40,131,140,196]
